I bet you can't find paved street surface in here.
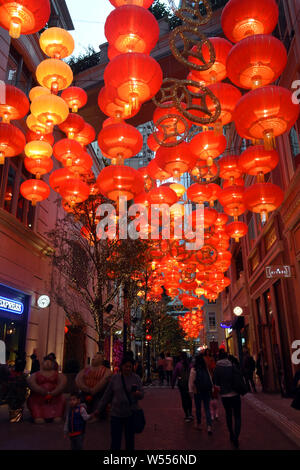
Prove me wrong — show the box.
[0,386,299,451]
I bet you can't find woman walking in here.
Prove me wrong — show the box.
[96,356,144,451]
[172,352,193,422]
[189,354,213,434]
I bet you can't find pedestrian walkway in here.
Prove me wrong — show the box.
[0,387,298,451]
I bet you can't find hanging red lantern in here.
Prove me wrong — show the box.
[26,130,54,146]
[243,182,284,221]
[207,183,222,207]
[187,183,212,204]
[97,122,143,164]
[0,0,51,39]
[190,161,218,181]
[30,94,69,130]
[219,155,242,182]
[105,5,159,56]
[61,87,88,113]
[188,37,233,84]
[226,221,248,243]
[227,35,287,90]
[137,166,154,192]
[109,0,154,7]
[221,0,279,43]
[153,101,190,136]
[0,123,26,164]
[59,178,90,205]
[0,84,30,123]
[219,185,246,218]
[214,212,228,226]
[49,168,74,193]
[58,113,85,140]
[214,250,232,272]
[223,177,244,189]
[25,140,52,161]
[53,139,84,167]
[39,26,74,59]
[207,83,242,132]
[97,165,144,201]
[74,122,96,148]
[36,58,73,94]
[24,156,53,179]
[69,151,93,177]
[20,179,50,205]
[104,53,163,112]
[189,130,227,166]
[98,85,140,120]
[146,158,171,181]
[233,86,300,149]
[238,146,279,181]
[147,186,178,206]
[155,142,197,179]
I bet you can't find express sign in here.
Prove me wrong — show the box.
[0,296,24,314]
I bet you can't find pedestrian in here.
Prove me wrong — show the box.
[189,354,213,434]
[30,349,40,375]
[172,351,193,422]
[213,349,245,449]
[64,392,92,450]
[210,385,220,421]
[96,355,144,451]
[291,368,300,410]
[256,352,264,391]
[157,353,166,386]
[165,352,174,387]
[242,348,257,393]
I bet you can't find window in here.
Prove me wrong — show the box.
[208,312,217,331]
[289,126,300,158]
[6,46,33,95]
[235,247,244,281]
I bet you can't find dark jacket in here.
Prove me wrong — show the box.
[213,359,238,397]
[64,404,90,437]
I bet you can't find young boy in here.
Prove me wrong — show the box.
[64,392,91,450]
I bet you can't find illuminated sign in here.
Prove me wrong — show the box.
[37,295,50,309]
[266,265,292,279]
[0,296,24,315]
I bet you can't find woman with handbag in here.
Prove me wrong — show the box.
[96,356,144,451]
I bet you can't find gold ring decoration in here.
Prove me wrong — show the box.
[172,0,213,26]
[152,78,186,109]
[168,239,194,262]
[153,113,190,147]
[190,159,220,184]
[169,26,216,71]
[173,79,221,125]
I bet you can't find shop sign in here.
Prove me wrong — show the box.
[265,265,293,279]
[0,295,24,315]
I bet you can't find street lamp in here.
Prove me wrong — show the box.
[233,306,243,316]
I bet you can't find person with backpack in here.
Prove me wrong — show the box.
[213,349,247,449]
[172,352,193,422]
[189,354,213,434]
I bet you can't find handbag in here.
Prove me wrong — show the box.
[121,374,146,434]
[232,366,248,396]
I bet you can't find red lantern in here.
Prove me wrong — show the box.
[146,158,171,181]
[226,221,248,243]
[69,151,93,177]
[214,212,228,226]
[49,168,73,193]
[223,178,244,189]
[207,183,222,207]
[207,83,242,130]
[26,130,54,146]
[109,0,154,7]
[24,156,53,179]
[219,155,242,182]
[155,142,197,179]
[227,35,287,89]
[74,122,96,148]
[105,5,159,55]
[61,87,87,113]
[243,182,284,220]
[187,183,212,204]
[53,139,84,167]
[233,86,300,149]
[97,122,143,163]
[219,185,246,218]
[188,37,233,84]
[214,250,232,272]
[104,53,163,111]
[189,130,227,166]
[153,101,190,135]
[97,165,144,201]
[98,85,140,120]
[238,146,279,181]
[221,0,279,43]
[0,123,26,164]
[60,178,90,205]
[20,179,50,205]
[0,0,51,39]
[147,186,178,206]
[58,113,85,140]
[0,84,29,123]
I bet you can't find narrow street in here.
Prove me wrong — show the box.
[0,387,299,451]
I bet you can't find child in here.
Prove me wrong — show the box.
[210,385,220,420]
[64,392,91,450]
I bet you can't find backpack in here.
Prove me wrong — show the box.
[194,367,212,394]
